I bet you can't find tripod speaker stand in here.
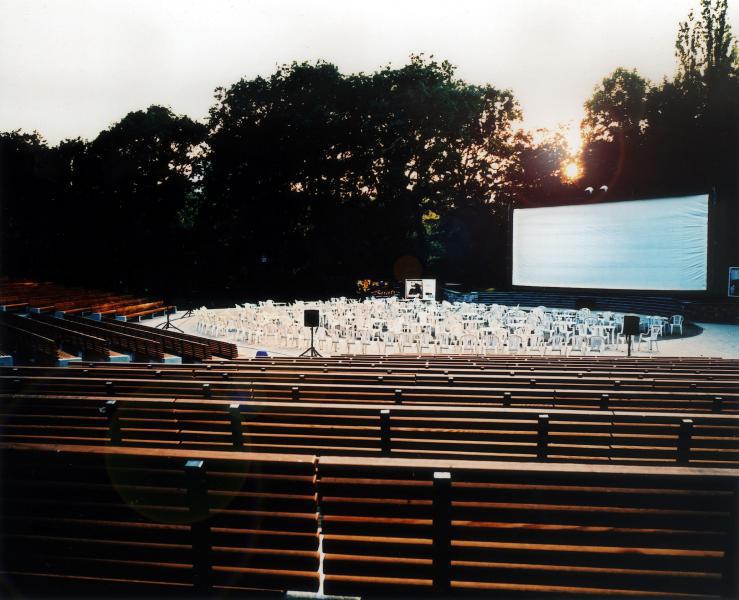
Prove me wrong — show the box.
[299,309,322,357]
[155,311,183,333]
[622,315,640,357]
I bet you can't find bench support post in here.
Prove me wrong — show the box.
[228,403,244,449]
[678,419,693,464]
[537,414,549,459]
[184,459,211,593]
[100,399,122,444]
[432,471,452,594]
[380,409,391,455]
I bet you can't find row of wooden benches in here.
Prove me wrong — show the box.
[58,360,739,395]
[0,280,175,320]
[1,391,737,467]
[2,442,738,598]
[0,314,237,363]
[227,353,739,373]
[4,367,736,413]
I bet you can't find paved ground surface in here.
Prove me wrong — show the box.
[146,309,739,359]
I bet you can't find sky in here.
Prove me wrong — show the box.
[1,0,737,150]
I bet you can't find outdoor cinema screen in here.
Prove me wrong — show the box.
[512,194,708,291]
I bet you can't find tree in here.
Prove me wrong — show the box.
[579,68,650,197]
[0,131,57,277]
[200,57,522,293]
[69,106,206,289]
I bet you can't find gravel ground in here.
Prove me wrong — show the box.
[145,310,739,359]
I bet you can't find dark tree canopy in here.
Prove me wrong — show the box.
[2,1,737,300]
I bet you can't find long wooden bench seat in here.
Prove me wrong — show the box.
[0,322,59,364]
[0,313,110,360]
[317,456,739,598]
[117,305,177,321]
[1,392,737,467]
[4,365,737,414]
[53,360,739,396]
[2,443,737,598]
[113,302,171,320]
[0,443,320,597]
[65,316,211,361]
[217,356,739,383]
[242,353,739,366]
[26,315,163,360]
[105,318,239,359]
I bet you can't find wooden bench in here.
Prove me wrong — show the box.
[4,363,739,413]
[0,322,59,364]
[106,318,238,359]
[318,456,739,598]
[0,442,320,596]
[67,316,211,362]
[0,314,111,360]
[3,443,737,597]
[114,302,174,321]
[31,315,163,360]
[1,390,737,467]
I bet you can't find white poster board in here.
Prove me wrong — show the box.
[405,279,436,300]
[729,267,739,298]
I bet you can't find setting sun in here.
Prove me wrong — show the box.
[563,161,581,181]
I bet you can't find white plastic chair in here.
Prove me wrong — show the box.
[546,334,567,356]
[638,325,661,352]
[669,315,684,335]
[587,335,605,353]
[507,334,524,354]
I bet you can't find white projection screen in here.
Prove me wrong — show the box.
[512,194,708,291]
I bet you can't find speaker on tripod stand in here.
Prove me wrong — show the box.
[300,309,322,357]
[622,315,640,357]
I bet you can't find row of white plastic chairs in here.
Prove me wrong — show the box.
[190,299,683,355]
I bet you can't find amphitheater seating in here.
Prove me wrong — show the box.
[1,389,738,466]
[0,313,110,360]
[0,279,237,365]
[0,443,319,596]
[30,314,164,360]
[1,443,737,598]
[317,456,738,598]
[101,317,239,359]
[1,354,738,597]
[0,279,173,320]
[64,315,213,361]
[0,321,61,364]
[3,366,737,413]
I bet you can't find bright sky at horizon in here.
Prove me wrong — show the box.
[1,0,737,149]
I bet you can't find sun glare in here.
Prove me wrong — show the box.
[563,161,581,181]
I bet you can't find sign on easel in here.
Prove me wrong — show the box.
[729,267,739,298]
[405,279,436,300]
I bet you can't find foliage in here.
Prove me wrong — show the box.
[2,1,737,298]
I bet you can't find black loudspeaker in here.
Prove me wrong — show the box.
[622,315,640,336]
[304,309,320,328]
[576,297,597,310]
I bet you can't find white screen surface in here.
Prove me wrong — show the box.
[512,195,708,290]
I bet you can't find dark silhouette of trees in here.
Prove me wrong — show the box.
[199,56,521,294]
[579,0,737,201]
[579,68,650,198]
[1,0,736,299]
